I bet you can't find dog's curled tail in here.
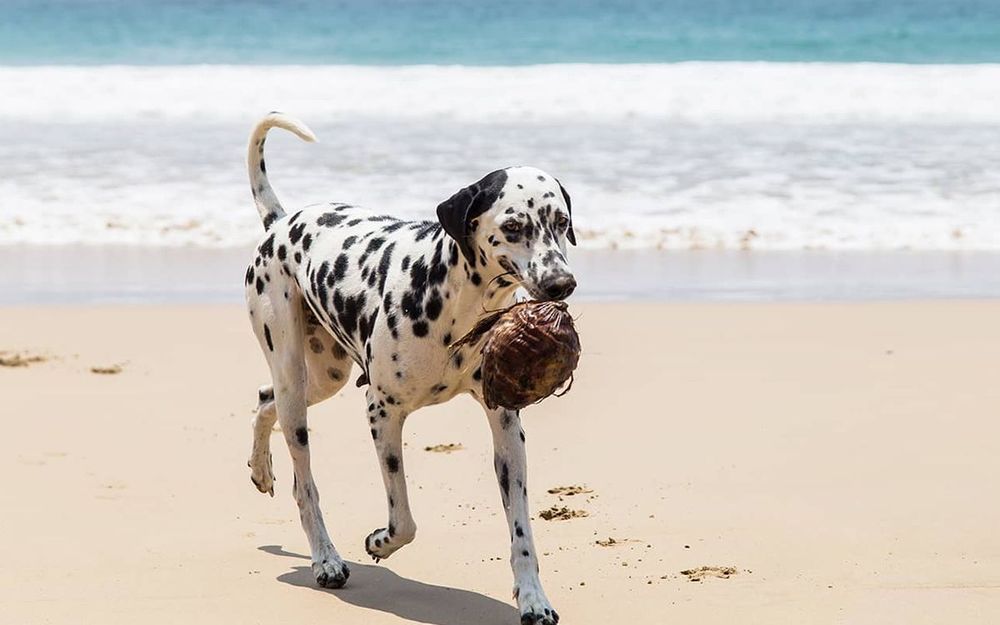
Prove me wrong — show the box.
[248,112,318,230]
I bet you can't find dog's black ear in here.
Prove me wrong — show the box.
[557,179,577,246]
[437,185,480,265]
[437,169,508,266]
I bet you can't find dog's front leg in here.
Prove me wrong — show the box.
[487,407,559,625]
[364,388,416,561]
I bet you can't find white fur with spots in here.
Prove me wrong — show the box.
[243,113,574,624]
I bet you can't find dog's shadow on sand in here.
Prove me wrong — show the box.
[259,545,518,625]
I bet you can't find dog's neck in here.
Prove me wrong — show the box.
[441,243,519,331]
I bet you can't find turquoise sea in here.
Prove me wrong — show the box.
[4,0,1000,64]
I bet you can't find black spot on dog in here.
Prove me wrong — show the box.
[400,292,423,320]
[332,253,349,282]
[377,242,396,293]
[317,212,346,228]
[309,336,324,354]
[414,222,441,241]
[425,292,443,320]
[263,324,274,351]
[327,367,343,381]
[371,428,378,440]
[471,272,482,286]
[289,222,307,245]
[294,251,302,263]
[302,233,313,251]
[412,321,429,337]
[259,233,276,258]
[366,237,386,254]
[343,235,358,249]
[258,387,273,403]
[410,258,428,290]
[386,455,400,473]
[293,427,308,447]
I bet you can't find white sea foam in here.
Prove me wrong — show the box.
[4,63,1000,124]
[2,63,1000,250]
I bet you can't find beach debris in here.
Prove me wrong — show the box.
[594,536,644,547]
[680,566,738,582]
[538,505,589,521]
[547,485,593,497]
[0,351,47,367]
[424,443,463,453]
[452,300,580,410]
[90,364,123,375]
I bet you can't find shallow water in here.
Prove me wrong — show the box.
[3,246,999,305]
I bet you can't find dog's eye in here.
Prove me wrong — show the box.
[555,214,569,229]
[501,221,522,233]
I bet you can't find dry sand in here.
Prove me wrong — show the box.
[2,301,999,624]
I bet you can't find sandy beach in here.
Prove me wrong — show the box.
[2,300,998,624]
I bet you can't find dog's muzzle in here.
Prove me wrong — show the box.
[539,274,577,301]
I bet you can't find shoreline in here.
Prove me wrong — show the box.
[3,245,1000,305]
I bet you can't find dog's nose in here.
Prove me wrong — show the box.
[542,275,577,301]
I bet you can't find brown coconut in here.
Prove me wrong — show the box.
[454,301,581,410]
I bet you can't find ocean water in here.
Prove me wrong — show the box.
[4,0,1000,65]
[2,1,1000,252]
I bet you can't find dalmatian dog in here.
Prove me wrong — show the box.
[244,113,576,624]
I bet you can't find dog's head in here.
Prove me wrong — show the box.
[437,167,577,301]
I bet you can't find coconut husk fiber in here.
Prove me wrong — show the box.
[453,300,581,410]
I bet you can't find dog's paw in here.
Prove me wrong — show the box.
[364,525,412,562]
[248,453,274,496]
[312,558,350,589]
[516,586,559,625]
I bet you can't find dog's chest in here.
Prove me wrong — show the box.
[368,314,484,409]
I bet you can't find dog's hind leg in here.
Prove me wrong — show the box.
[250,293,350,589]
[248,318,353,497]
[486,406,558,625]
[249,385,278,495]
[363,387,417,561]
